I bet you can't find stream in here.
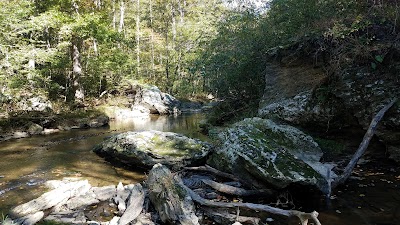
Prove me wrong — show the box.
[0,113,206,213]
[0,113,399,225]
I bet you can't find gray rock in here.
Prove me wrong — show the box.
[89,115,110,128]
[13,131,29,139]
[133,85,181,115]
[17,96,53,112]
[94,130,212,169]
[148,164,199,225]
[207,118,332,193]
[27,123,43,135]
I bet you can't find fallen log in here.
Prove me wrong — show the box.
[201,207,260,225]
[147,164,200,225]
[184,165,240,181]
[332,98,397,190]
[176,176,322,225]
[201,179,274,197]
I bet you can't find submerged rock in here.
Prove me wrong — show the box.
[93,130,212,169]
[207,118,332,193]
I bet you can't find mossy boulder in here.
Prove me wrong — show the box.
[94,131,212,169]
[207,118,332,193]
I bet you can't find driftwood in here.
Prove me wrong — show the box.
[118,184,145,225]
[332,98,397,189]
[185,165,240,181]
[176,177,322,225]
[201,179,274,197]
[147,164,200,225]
[201,207,260,225]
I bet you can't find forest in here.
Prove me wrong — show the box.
[1,0,400,225]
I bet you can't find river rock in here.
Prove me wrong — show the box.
[147,164,199,225]
[207,118,331,193]
[133,84,180,115]
[27,123,43,135]
[93,130,212,169]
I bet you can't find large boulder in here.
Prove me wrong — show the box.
[133,85,180,115]
[94,131,213,169]
[207,118,332,193]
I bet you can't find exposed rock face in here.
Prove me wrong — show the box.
[147,164,199,225]
[207,118,332,193]
[16,96,53,112]
[94,131,213,169]
[259,63,400,162]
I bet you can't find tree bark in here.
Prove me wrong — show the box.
[331,98,397,189]
[136,0,140,77]
[149,0,155,81]
[119,1,125,34]
[71,40,84,102]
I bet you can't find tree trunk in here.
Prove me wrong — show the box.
[149,0,155,81]
[136,0,140,77]
[71,40,84,103]
[331,98,397,190]
[112,0,116,30]
[119,1,125,34]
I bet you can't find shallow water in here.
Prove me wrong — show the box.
[0,113,206,213]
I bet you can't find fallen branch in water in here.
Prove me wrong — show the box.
[185,165,240,181]
[332,98,397,190]
[176,176,322,225]
[201,179,275,197]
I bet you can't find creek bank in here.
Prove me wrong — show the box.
[0,111,109,142]
[97,83,205,121]
[257,41,400,163]
[93,130,213,170]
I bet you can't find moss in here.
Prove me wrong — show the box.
[314,137,345,156]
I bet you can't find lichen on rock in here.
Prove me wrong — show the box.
[94,130,213,169]
[207,118,332,193]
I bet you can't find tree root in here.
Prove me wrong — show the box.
[176,176,322,225]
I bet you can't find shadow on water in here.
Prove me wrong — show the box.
[0,113,206,212]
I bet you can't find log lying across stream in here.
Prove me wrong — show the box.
[7,163,323,225]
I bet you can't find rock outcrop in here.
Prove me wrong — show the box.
[207,118,333,193]
[258,62,400,162]
[94,130,213,169]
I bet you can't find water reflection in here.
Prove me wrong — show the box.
[0,113,205,212]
